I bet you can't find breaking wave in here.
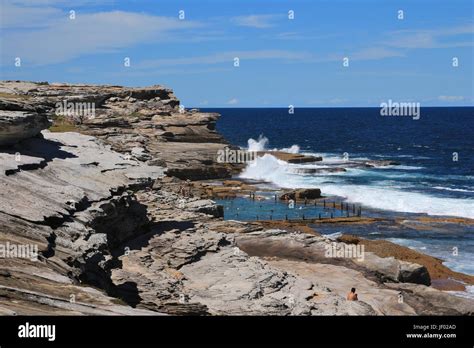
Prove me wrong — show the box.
[240,138,474,219]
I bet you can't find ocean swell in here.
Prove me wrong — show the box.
[240,138,474,219]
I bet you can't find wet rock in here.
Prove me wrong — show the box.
[280,188,322,201]
[290,167,347,174]
[258,151,322,163]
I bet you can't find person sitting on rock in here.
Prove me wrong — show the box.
[347,288,358,301]
[185,179,193,197]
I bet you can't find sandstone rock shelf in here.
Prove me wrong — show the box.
[0,81,472,316]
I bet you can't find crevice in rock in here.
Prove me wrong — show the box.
[42,213,73,230]
[4,159,48,176]
[113,281,142,307]
[176,249,216,270]
[63,196,154,308]
[0,210,61,230]
[80,161,99,167]
[40,232,56,258]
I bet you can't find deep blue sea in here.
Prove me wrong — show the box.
[203,107,474,277]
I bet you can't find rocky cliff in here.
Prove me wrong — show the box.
[0,81,237,180]
[0,81,472,316]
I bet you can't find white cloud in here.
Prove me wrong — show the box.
[139,50,312,68]
[385,24,474,49]
[2,10,201,65]
[231,14,279,28]
[0,3,63,29]
[227,98,238,105]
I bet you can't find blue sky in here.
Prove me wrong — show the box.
[1,0,473,107]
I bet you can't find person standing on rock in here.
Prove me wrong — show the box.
[347,288,358,301]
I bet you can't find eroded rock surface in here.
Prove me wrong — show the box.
[0,81,470,316]
[0,129,164,315]
[0,81,236,180]
[0,110,50,145]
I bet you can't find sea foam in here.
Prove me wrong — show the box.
[240,141,474,219]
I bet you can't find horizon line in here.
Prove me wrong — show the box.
[194,105,474,109]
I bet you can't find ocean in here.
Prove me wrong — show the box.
[205,107,474,275]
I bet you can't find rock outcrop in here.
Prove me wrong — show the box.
[258,151,322,163]
[0,81,471,316]
[0,110,50,145]
[0,129,165,314]
[280,188,322,201]
[0,81,235,180]
[235,230,472,315]
[337,234,473,288]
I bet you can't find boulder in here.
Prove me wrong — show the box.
[280,188,322,200]
[337,234,431,285]
[296,188,322,199]
[399,261,431,285]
